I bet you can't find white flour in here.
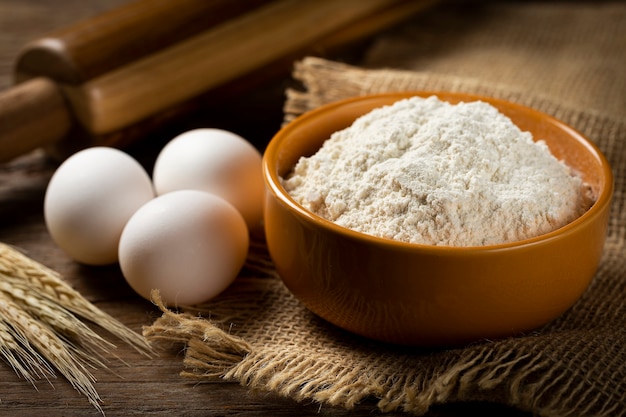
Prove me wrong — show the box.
[282,96,594,246]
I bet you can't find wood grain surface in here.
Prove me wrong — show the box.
[0,1,531,416]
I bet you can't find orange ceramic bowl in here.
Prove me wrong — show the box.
[262,92,613,347]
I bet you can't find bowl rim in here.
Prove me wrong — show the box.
[263,91,614,253]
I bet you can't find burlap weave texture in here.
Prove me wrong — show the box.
[144,3,626,416]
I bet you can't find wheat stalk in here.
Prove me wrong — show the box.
[0,243,154,414]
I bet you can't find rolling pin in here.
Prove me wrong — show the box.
[1,0,268,161]
[0,0,439,162]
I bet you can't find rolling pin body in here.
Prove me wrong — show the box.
[66,0,410,136]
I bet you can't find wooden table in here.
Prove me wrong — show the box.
[0,2,532,416]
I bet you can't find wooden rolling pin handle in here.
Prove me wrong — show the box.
[0,78,72,162]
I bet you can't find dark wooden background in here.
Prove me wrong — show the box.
[0,1,532,416]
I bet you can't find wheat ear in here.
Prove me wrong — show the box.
[0,243,152,355]
[0,291,103,413]
[0,317,54,385]
[0,243,154,414]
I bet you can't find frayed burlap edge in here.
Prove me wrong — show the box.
[143,275,626,417]
[142,58,626,417]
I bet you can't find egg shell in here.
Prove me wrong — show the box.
[118,189,249,305]
[152,128,264,232]
[44,147,155,265]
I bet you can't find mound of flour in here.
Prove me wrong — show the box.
[282,96,594,246]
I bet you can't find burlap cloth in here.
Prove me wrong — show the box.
[144,2,626,416]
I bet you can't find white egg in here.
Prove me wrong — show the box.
[118,190,249,305]
[44,147,155,265]
[152,128,264,232]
